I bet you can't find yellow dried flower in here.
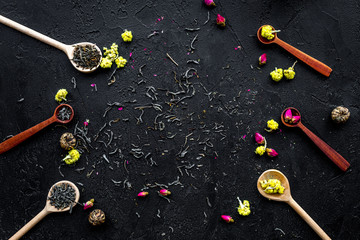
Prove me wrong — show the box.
[270,68,283,82]
[121,30,133,42]
[260,179,285,194]
[255,146,266,156]
[261,25,275,40]
[237,198,251,216]
[55,89,68,102]
[115,56,127,68]
[284,61,297,80]
[100,58,113,68]
[267,119,279,131]
[63,149,81,165]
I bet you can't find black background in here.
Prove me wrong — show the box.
[1,0,360,239]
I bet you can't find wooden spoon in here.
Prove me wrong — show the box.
[9,180,80,240]
[281,107,350,171]
[0,15,101,73]
[257,169,331,240]
[257,25,332,77]
[0,104,74,154]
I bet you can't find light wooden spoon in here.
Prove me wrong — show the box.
[257,169,331,240]
[9,180,80,240]
[0,15,101,73]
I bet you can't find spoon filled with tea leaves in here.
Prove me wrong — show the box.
[281,107,350,171]
[0,104,74,154]
[0,15,101,73]
[9,180,80,240]
[257,25,332,77]
[257,169,331,240]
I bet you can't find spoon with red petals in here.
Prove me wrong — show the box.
[257,25,332,77]
[281,107,350,171]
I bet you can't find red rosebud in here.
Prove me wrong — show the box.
[216,14,226,27]
[204,0,216,7]
[266,148,278,157]
[259,53,267,65]
[221,215,234,223]
[255,133,265,144]
[138,191,149,197]
[159,189,171,196]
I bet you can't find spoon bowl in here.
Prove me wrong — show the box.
[257,169,291,202]
[257,25,277,44]
[280,107,350,171]
[46,180,80,212]
[10,181,80,240]
[281,107,301,128]
[54,104,75,124]
[66,42,102,73]
[257,169,331,240]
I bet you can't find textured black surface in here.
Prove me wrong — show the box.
[1,0,360,239]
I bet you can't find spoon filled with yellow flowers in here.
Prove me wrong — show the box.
[0,15,101,73]
[257,169,331,240]
[257,25,332,77]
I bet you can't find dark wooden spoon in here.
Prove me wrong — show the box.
[281,107,350,171]
[257,25,332,77]
[0,104,74,154]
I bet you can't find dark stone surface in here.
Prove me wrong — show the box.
[0,0,359,239]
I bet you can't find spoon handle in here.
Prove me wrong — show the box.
[0,15,68,52]
[274,38,332,77]
[0,116,57,154]
[288,198,331,240]
[297,122,350,171]
[9,208,50,240]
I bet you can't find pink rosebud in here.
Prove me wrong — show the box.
[84,121,88,126]
[138,191,149,197]
[216,14,226,27]
[292,116,301,124]
[83,199,94,210]
[204,0,216,7]
[255,133,265,144]
[266,148,278,157]
[259,53,267,65]
[221,215,234,223]
[284,109,293,122]
[159,189,171,196]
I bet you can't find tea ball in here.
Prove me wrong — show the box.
[60,132,76,150]
[89,209,105,226]
[331,106,350,124]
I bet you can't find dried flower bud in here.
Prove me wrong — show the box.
[266,119,279,132]
[331,106,350,124]
[266,148,278,157]
[204,0,216,7]
[138,191,149,197]
[255,133,265,144]
[259,53,267,65]
[60,132,76,150]
[284,110,301,124]
[221,215,234,223]
[89,209,106,226]
[84,199,94,210]
[216,14,226,27]
[159,189,171,196]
